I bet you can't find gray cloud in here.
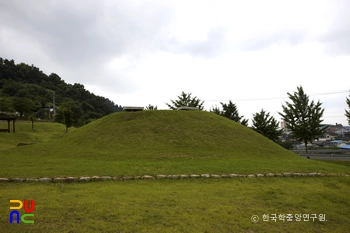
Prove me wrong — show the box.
[0,0,174,63]
[318,0,350,55]
[238,0,350,54]
[238,30,306,51]
[0,0,175,90]
[160,28,226,59]
[319,21,350,55]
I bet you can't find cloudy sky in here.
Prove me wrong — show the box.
[1,0,350,125]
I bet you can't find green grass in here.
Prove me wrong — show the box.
[0,120,68,151]
[0,111,349,177]
[317,160,350,168]
[1,111,350,232]
[1,177,349,233]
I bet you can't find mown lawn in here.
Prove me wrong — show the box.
[0,121,68,151]
[1,177,350,233]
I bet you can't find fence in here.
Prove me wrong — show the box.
[291,149,350,161]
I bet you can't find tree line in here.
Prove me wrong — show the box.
[0,58,123,127]
[161,89,350,153]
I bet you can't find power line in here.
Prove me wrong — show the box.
[204,90,349,102]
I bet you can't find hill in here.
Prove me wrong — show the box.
[0,58,123,126]
[0,110,349,177]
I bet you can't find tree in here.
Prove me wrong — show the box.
[279,86,326,154]
[29,116,35,130]
[145,104,157,110]
[252,109,282,141]
[166,91,204,110]
[62,107,73,133]
[211,101,248,126]
[56,100,84,126]
[209,105,221,115]
[345,94,350,125]
[12,97,34,117]
[0,96,14,113]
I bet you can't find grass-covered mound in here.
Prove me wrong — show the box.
[0,110,349,177]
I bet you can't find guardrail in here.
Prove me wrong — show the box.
[291,149,350,161]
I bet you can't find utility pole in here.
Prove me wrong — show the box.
[52,91,56,121]
[46,89,56,121]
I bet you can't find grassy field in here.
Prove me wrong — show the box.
[0,111,349,177]
[1,177,349,233]
[0,120,68,151]
[1,111,350,232]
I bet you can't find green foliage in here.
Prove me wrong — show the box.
[56,100,84,127]
[211,100,248,126]
[276,140,294,149]
[145,104,158,110]
[345,94,350,125]
[62,107,73,133]
[0,96,14,113]
[279,86,326,154]
[12,97,34,117]
[166,91,204,110]
[0,57,123,125]
[252,109,282,141]
[209,105,221,115]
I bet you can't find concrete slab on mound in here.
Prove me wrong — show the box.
[177,106,199,110]
[123,106,144,111]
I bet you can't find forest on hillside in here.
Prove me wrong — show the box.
[0,58,123,126]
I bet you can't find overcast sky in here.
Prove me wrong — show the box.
[1,0,350,126]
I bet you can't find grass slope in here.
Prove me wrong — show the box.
[0,121,67,151]
[0,111,349,177]
[1,178,350,232]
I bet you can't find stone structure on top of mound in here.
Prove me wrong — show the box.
[177,106,199,110]
[123,106,144,112]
